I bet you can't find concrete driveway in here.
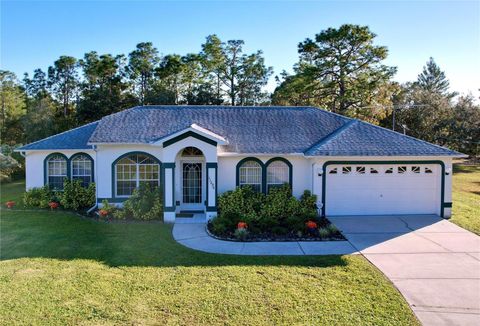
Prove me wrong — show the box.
[329,215,480,326]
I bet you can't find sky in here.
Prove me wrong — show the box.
[1,0,479,96]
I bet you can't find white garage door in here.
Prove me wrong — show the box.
[325,164,440,216]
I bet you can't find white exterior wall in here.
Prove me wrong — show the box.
[24,150,96,190]
[23,146,455,220]
[95,144,163,200]
[217,155,313,198]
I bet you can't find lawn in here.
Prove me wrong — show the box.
[0,183,420,325]
[451,164,480,234]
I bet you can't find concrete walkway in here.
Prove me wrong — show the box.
[172,223,357,255]
[329,215,480,326]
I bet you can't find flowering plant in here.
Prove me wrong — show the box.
[305,220,317,229]
[98,209,109,218]
[237,221,248,229]
[48,201,59,210]
[6,201,15,209]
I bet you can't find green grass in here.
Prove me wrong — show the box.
[451,164,480,234]
[0,181,419,325]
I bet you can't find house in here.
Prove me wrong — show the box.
[16,105,465,223]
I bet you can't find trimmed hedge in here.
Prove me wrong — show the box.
[211,184,318,236]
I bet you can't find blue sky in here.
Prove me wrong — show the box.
[2,0,479,96]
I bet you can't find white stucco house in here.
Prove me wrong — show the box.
[16,105,465,223]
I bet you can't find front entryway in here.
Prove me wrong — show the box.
[176,147,206,212]
[182,162,202,206]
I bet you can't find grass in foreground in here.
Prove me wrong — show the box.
[451,164,480,234]
[0,182,418,325]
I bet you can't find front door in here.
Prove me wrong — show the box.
[182,162,203,210]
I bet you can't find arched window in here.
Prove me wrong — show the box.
[239,160,262,192]
[181,147,203,157]
[71,154,93,186]
[46,154,67,190]
[266,160,290,192]
[115,153,160,197]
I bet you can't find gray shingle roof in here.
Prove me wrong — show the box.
[304,120,463,156]
[17,122,98,151]
[17,105,464,157]
[89,106,349,154]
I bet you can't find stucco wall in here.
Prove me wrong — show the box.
[95,144,163,199]
[25,150,96,190]
[217,155,313,198]
[23,146,454,218]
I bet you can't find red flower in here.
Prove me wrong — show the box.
[305,220,317,229]
[6,201,15,209]
[98,209,109,217]
[237,221,248,229]
[49,202,59,210]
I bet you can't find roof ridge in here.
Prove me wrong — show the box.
[304,119,357,155]
[16,121,98,151]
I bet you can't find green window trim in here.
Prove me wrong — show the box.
[162,162,175,212]
[321,160,446,218]
[206,162,218,211]
[44,152,95,189]
[236,157,293,194]
[70,152,95,184]
[111,151,162,199]
[265,157,293,192]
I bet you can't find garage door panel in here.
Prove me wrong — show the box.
[325,164,440,216]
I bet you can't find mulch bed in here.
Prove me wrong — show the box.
[207,218,346,242]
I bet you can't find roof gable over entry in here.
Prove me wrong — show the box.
[150,124,228,148]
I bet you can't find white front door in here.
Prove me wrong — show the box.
[325,164,440,216]
[180,161,204,211]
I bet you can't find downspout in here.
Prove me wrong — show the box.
[86,145,98,214]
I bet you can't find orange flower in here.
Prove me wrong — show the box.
[305,220,317,229]
[237,222,248,229]
[6,201,15,209]
[49,202,59,210]
[98,209,109,217]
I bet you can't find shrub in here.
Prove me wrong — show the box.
[234,228,248,241]
[23,186,58,208]
[98,200,117,219]
[115,183,163,220]
[213,184,320,238]
[59,180,95,211]
[218,186,264,222]
[318,228,330,238]
[0,152,20,183]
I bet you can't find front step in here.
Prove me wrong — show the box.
[176,210,205,218]
[175,212,206,224]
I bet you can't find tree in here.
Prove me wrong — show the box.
[47,56,79,118]
[446,95,480,156]
[127,42,160,105]
[416,57,455,97]
[274,24,396,116]
[201,35,273,105]
[77,52,131,122]
[0,71,26,145]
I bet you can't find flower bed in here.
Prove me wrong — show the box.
[207,217,344,242]
[208,185,345,241]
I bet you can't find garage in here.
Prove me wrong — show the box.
[324,163,441,216]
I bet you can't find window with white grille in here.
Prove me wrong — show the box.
[239,160,262,192]
[115,154,159,197]
[47,155,67,190]
[267,160,289,192]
